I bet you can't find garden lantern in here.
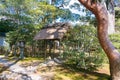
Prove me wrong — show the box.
[18,40,25,59]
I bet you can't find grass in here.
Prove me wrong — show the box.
[0,54,110,80]
[54,64,110,80]
[11,56,110,80]
[19,57,44,62]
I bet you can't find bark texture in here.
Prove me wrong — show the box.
[78,0,120,80]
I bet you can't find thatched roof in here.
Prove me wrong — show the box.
[34,22,71,40]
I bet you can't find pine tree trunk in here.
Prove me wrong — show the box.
[95,5,120,80]
[78,0,120,80]
[109,58,120,80]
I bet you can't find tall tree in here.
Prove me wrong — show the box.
[0,0,34,34]
[78,0,120,80]
[106,0,115,34]
[53,0,115,34]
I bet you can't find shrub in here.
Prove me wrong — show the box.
[61,25,106,71]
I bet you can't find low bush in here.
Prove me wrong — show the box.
[61,25,107,71]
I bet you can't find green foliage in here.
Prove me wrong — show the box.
[115,7,120,32]
[109,33,120,52]
[0,0,66,31]
[115,19,120,32]
[1,0,63,43]
[6,24,37,45]
[62,25,106,71]
[0,0,76,58]
[0,19,16,32]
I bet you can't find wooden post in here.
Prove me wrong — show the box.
[44,40,47,60]
[59,39,61,58]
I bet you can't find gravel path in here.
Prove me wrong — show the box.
[0,55,57,80]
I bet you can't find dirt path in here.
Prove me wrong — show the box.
[0,55,56,80]
[97,64,110,75]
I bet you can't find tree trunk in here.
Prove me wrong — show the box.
[108,11,115,34]
[78,0,120,80]
[95,6,120,80]
[109,58,120,80]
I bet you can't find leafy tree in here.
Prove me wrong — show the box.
[0,19,17,32]
[0,0,34,33]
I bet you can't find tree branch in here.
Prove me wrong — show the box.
[86,0,91,6]
[78,0,97,14]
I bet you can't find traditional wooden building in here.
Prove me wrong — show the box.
[34,22,71,40]
[34,22,71,59]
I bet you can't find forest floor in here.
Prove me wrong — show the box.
[0,55,110,80]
